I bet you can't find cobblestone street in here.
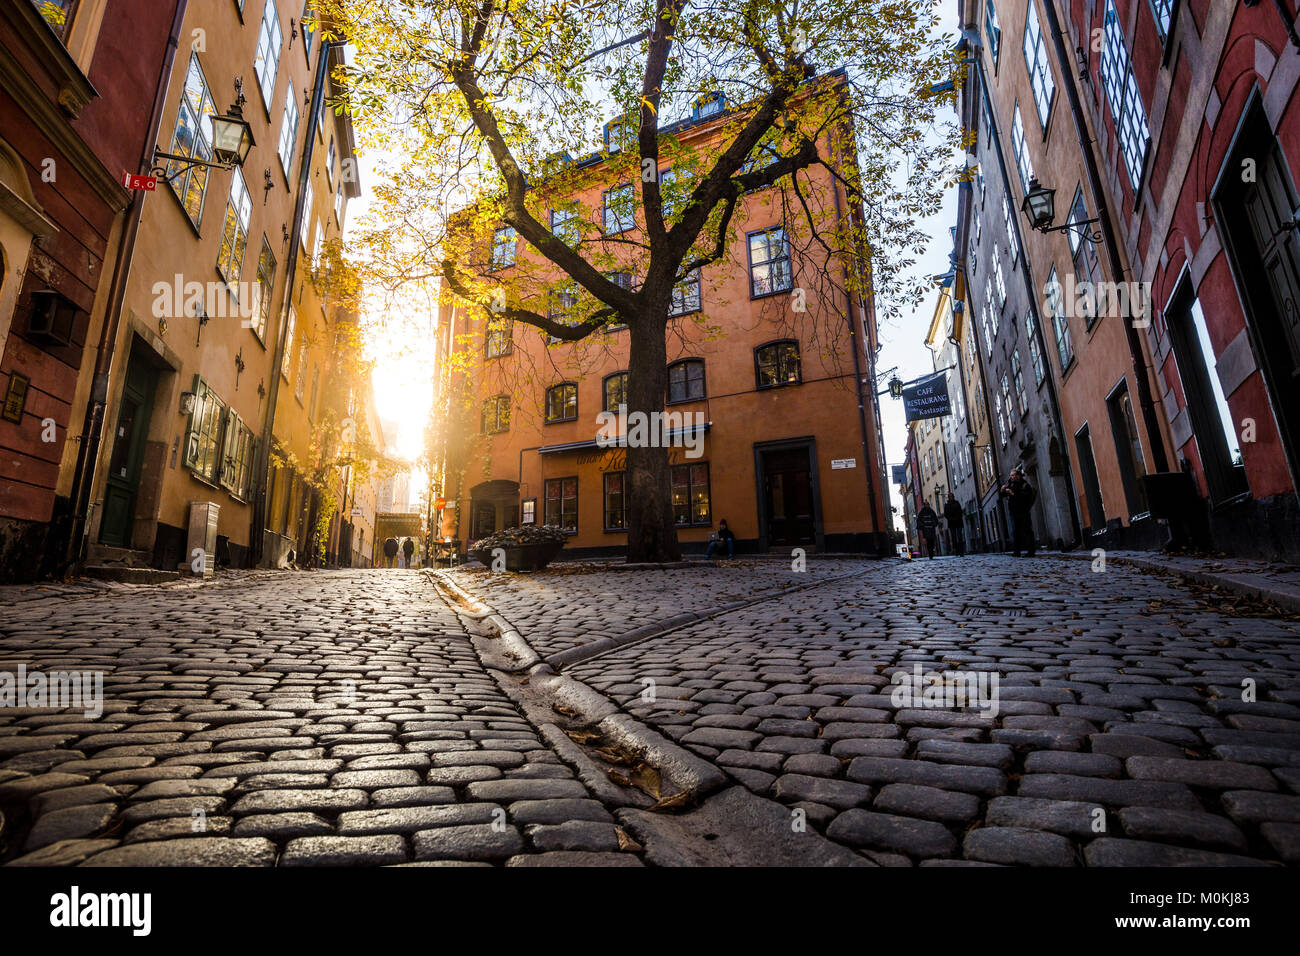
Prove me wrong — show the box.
[2,556,1299,866]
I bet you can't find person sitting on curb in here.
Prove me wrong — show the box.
[705,520,736,560]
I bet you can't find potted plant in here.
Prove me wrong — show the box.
[468,525,568,572]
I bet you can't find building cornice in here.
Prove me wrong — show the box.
[1,1,97,116]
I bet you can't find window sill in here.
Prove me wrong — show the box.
[756,380,802,391]
[665,395,706,406]
[750,285,794,301]
[544,417,578,426]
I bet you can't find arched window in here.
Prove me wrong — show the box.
[545,382,578,423]
[755,340,801,388]
[667,359,705,403]
[603,372,627,412]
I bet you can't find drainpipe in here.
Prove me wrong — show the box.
[64,0,189,571]
[249,38,346,565]
[832,173,884,553]
[1041,0,1171,474]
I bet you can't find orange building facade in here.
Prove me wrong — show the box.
[432,95,892,558]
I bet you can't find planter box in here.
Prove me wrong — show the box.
[468,539,565,572]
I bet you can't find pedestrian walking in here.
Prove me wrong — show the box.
[917,502,940,559]
[402,537,415,568]
[705,519,735,560]
[383,536,398,568]
[943,493,965,557]
[1000,468,1038,557]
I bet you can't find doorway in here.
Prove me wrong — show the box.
[1106,379,1149,517]
[1074,424,1106,532]
[1214,96,1300,484]
[756,441,818,547]
[99,347,159,548]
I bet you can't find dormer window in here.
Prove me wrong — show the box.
[604,117,633,151]
[694,93,725,120]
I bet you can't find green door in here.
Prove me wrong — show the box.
[99,352,158,547]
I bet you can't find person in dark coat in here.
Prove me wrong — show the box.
[402,537,416,568]
[705,519,735,560]
[917,503,940,559]
[943,493,966,556]
[1000,468,1038,557]
[383,536,399,568]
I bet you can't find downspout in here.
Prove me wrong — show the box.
[64,0,189,571]
[832,173,884,552]
[250,38,346,565]
[1041,0,1171,474]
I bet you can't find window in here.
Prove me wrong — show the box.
[1047,267,1074,369]
[1011,105,1033,195]
[219,408,255,499]
[756,340,801,387]
[490,227,516,270]
[748,227,792,297]
[984,0,1001,63]
[659,167,682,219]
[603,472,627,530]
[1011,349,1028,416]
[326,137,336,186]
[982,278,996,355]
[694,93,725,119]
[551,206,580,247]
[544,477,578,531]
[993,255,1007,312]
[1003,196,1019,265]
[31,0,76,38]
[278,80,300,176]
[548,282,579,326]
[183,377,226,484]
[481,395,510,434]
[545,383,578,423]
[669,269,701,316]
[253,0,283,108]
[667,359,705,403]
[1068,188,1105,326]
[216,168,253,282]
[334,183,346,228]
[521,499,537,525]
[1101,0,1151,189]
[299,178,314,248]
[603,184,634,234]
[1023,1,1055,128]
[281,305,296,378]
[1027,324,1046,385]
[295,343,308,402]
[672,463,711,525]
[604,117,632,151]
[1148,0,1173,42]
[249,239,276,341]
[308,365,320,420]
[166,55,217,226]
[301,3,315,61]
[485,317,512,358]
[603,372,627,412]
[1000,373,1014,436]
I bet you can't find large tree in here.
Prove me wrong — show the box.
[319,0,955,561]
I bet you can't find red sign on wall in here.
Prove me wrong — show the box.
[122,172,157,191]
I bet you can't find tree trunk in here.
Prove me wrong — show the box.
[625,314,681,563]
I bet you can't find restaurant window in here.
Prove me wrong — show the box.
[545,382,578,423]
[756,340,800,387]
[544,477,578,531]
[521,498,536,525]
[603,472,627,530]
[603,372,627,412]
[166,54,217,226]
[667,359,705,403]
[748,227,792,297]
[481,395,510,435]
[672,463,711,525]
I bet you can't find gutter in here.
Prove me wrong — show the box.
[63,0,188,571]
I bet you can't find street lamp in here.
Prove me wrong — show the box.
[887,375,905,399]
[1021,177,1102,244]
[153,80,255,181]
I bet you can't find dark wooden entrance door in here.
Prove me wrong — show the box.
[100,351,158,547]
[1217,104,1300,482]
[762,448,815,545]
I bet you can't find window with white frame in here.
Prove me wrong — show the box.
[1068,187,1106,325]
[1047,267,1074,369]
[1011,105,1033,194]
[1003,196,1018,265]
[490,227,516,270]
[253,0,282,108]
[165,55,217,226]
[216,168,252,283]
[281,305,296,378]
[748,227,792,297]
[603,183,634,234]
[1012,349,1028,416]
[669,269,701,316]
[1149,0,1173,40]
[183,377,226,484]
[984,0,1000,63]
[1023,2,1055,128]
[219,407,255,499]
[1027,321,1046,385]
[551,206,580,247]
[278,80,300,176]
[249,238,275,342]
[1101,0,1151,189]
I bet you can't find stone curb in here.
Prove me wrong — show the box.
[1051,552,1300,615]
